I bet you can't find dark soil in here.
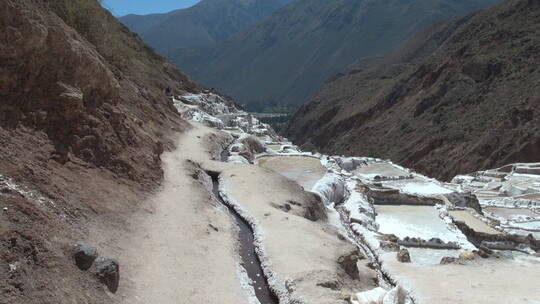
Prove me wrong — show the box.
[0,0,200,302]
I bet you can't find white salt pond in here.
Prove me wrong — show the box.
[449,210,500,234]
[385,181,454,196]
[382,251,540,304]
[257,155,326,191]
[376,206,467,245]
[503,228,540,239]
[406,248,460,265]
[354,162,410,178]
[506,221,540,231]
[484,207,539,220]
[267,144,282,151]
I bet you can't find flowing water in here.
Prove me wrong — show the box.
[209,174,278,304]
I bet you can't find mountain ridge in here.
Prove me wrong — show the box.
[285,0,540,181]
[119,0,291,55]
[171,0,503,110]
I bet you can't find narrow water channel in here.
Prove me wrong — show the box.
[209,174,278,304]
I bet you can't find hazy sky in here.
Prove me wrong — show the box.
[101,0,200,16]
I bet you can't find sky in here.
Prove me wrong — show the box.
[101,0,200,16]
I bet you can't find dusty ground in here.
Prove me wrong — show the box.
[115,122,376,304]
[116,125,247,304]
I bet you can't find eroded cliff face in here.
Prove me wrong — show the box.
[0,0,199,302]
[1,0,202,185]
[286,0,540,181]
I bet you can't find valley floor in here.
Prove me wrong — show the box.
[143,92,539,304]
[19,92,538,304]
[117,125,246,304]
[117,122,375,303]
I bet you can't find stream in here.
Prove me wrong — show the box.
[209,174,278,304]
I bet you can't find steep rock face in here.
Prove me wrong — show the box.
[1,0,199,186]
[172,0,502,110]
[120,0,291,55]
[0,0,199,302]
[286,0,540,181]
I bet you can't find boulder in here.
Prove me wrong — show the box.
[303,193,327,222]
[95,257,120,293]
[240,136,266,154]
[338,249,365,280]
[440,257,459,265]
[444,192,482,214]
[396,249,411,263]
[380,241,400,252]
[73,243,98,271]
[459,251,475,261]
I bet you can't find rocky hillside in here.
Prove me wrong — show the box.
[172,0,502,111]
[286,0,540,181]
[0,0,199,302]
[120,0,290,55]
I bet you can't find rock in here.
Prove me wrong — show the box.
[366,186,444,206]
[440,257,459,265]
[444,192,482,214]
[379,234,399,243]
[338,249,364,280]
[95,257,120,293]
[303,192,327,222]
[478,245,493,255]
[399,237,460,249]
[476,250,489,259]
[459,250,475,261]
[9,262,19,273]
[396,249,411,263]
[316,280,342,290]
[240,136,266,154]
[380,241,400,252]
[533,252,540,258]
[476,246,493,258]
[73,243,98,271]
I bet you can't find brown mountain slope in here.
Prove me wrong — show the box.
[286,0,540,181]
[0,0,199,302]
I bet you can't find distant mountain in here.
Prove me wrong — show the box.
[171,0,502,111]
[285,0,540,181]
[120,0,290,55]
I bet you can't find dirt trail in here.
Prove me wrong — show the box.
[117,122,376,303]
[117,125,247,304]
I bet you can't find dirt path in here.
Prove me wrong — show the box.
[116,122,378,303]
[117,125,247,304]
